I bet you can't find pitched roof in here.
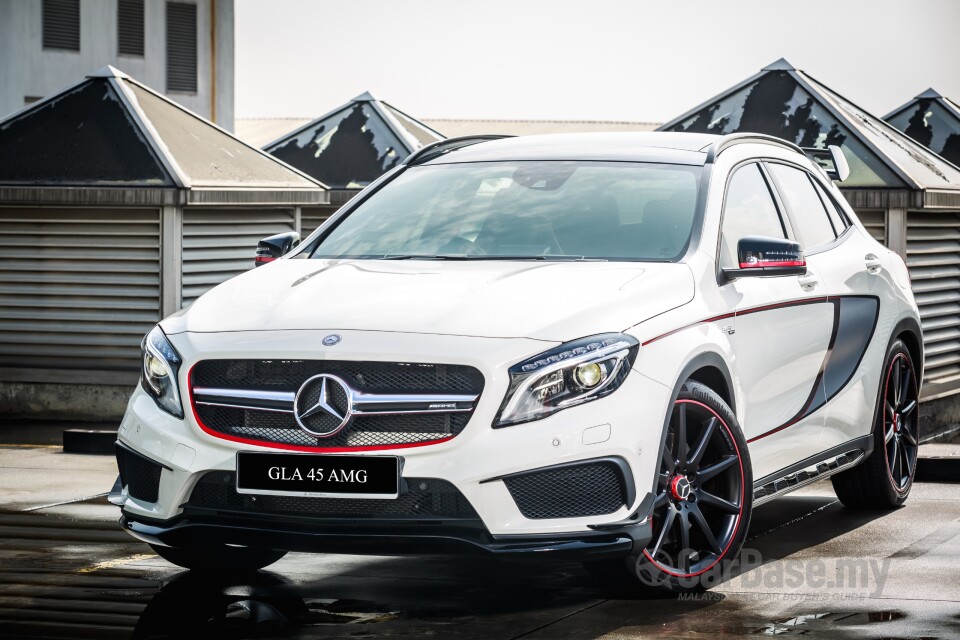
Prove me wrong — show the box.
[263,92,445,189]
[658,59,960,191]
[0,66,325,191]
[885,88,960,168]
[237,117,659,148]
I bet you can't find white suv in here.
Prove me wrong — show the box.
[113,132,922,593]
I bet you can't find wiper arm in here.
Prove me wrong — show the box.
[380,254,607,261]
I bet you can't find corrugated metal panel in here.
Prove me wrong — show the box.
[118,0,145,56]
[42,0,80,51]
[300,205,339,237]
[165,2,197,93]
[0,208,160,372]
[906,211,960,382]
[181,209,295,305]
[856,210,886,243]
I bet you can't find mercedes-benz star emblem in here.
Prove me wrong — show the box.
[294,374,352,437]
[322,334,341,346]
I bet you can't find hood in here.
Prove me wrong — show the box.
[163,259,695,341]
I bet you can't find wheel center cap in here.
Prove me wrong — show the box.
[670,475,692,502]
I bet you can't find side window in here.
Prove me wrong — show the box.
[766,163,836,249]
[811,179,848,235]
[720,163,786,268]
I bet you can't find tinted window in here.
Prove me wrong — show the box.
[812,179,848,235]
[767,163,836,249]
[720,163,785,268]
[311,161,702,261]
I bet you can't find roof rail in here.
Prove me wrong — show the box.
[704,133,804,163]
[404,135,514,166]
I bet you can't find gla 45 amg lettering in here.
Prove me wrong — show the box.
[114,132,922,593]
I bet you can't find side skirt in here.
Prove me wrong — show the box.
[753,435,872,506]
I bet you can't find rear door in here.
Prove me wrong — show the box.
[768,167,895,451]
[718,162,833,480]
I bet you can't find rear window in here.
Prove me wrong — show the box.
[310,161,703,262]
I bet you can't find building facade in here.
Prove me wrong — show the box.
[0,0,234,130]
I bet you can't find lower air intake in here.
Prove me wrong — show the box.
[116,443,163,503]
[504,459,628,519]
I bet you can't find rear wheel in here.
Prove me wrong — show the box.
[586,380,752,594]
[150,543,287,573]
[831,339,919,509]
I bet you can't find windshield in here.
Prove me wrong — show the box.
[310,161,702,261]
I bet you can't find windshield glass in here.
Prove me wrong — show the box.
[310,161,702,261]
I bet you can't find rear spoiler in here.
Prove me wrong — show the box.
[802,145,850,182]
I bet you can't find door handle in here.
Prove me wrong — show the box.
[865,254,882,274]
[798,273,819,291]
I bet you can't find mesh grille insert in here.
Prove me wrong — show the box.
[191,360,483,449]
[504,461,627,520]
[188,472,479,520]
[116,444,163,503]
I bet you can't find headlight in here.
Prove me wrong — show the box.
[494,333,639,427]
[141,325,184,418]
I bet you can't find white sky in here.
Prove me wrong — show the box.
[235,0,960,123]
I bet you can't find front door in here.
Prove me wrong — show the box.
[718,162,833,481]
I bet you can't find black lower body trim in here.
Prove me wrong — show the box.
[120,512,637,560]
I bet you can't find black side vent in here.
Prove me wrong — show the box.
[118,0,145,56]
[166,1,197,92]
[116,443,164,503]
[42,0,80,51]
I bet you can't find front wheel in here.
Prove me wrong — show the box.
[831,339,919,509]
[587,380,752,594]
[150,543,287,573]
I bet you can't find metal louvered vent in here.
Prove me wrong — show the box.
[856,210,886,244]
[0,208,160,371]
[906,211,960,383]
[166,1,197,92]
[300,205,338,237]
[42,0,80,51]
[118,0,145,56]
[181,208,295,305]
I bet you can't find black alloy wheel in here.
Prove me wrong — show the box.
[585,381,752,594]
[882,352,920,493]
[832,339,920,509]
[643,394,747,582]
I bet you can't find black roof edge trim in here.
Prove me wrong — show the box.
[704,133,804,164]
[403,135,515,166]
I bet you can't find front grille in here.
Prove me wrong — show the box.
[504,460,627,520]
[187,472,479,520]
[191,359,484,450]
[116,443,163,503]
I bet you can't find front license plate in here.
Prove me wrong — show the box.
[236,452,400,499]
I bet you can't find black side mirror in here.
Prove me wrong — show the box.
[722,235,806,280]
[255,231,301,267]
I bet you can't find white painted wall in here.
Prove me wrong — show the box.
[0,0,234,130]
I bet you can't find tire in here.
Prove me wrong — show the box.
[150,543,287,573]
[831,339,919,509]
[586,380,752,594]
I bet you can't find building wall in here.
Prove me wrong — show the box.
[0,0,234,130]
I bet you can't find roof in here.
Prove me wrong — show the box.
[262,92,445,189]
[419,132,716,165]
[0,66,326,192]
[885,88,960,168]
[658,58,960,191]
[236,117,660,149]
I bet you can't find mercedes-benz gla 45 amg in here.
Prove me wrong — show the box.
[113,132,923,592]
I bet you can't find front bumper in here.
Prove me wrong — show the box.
[116,329,672,540]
